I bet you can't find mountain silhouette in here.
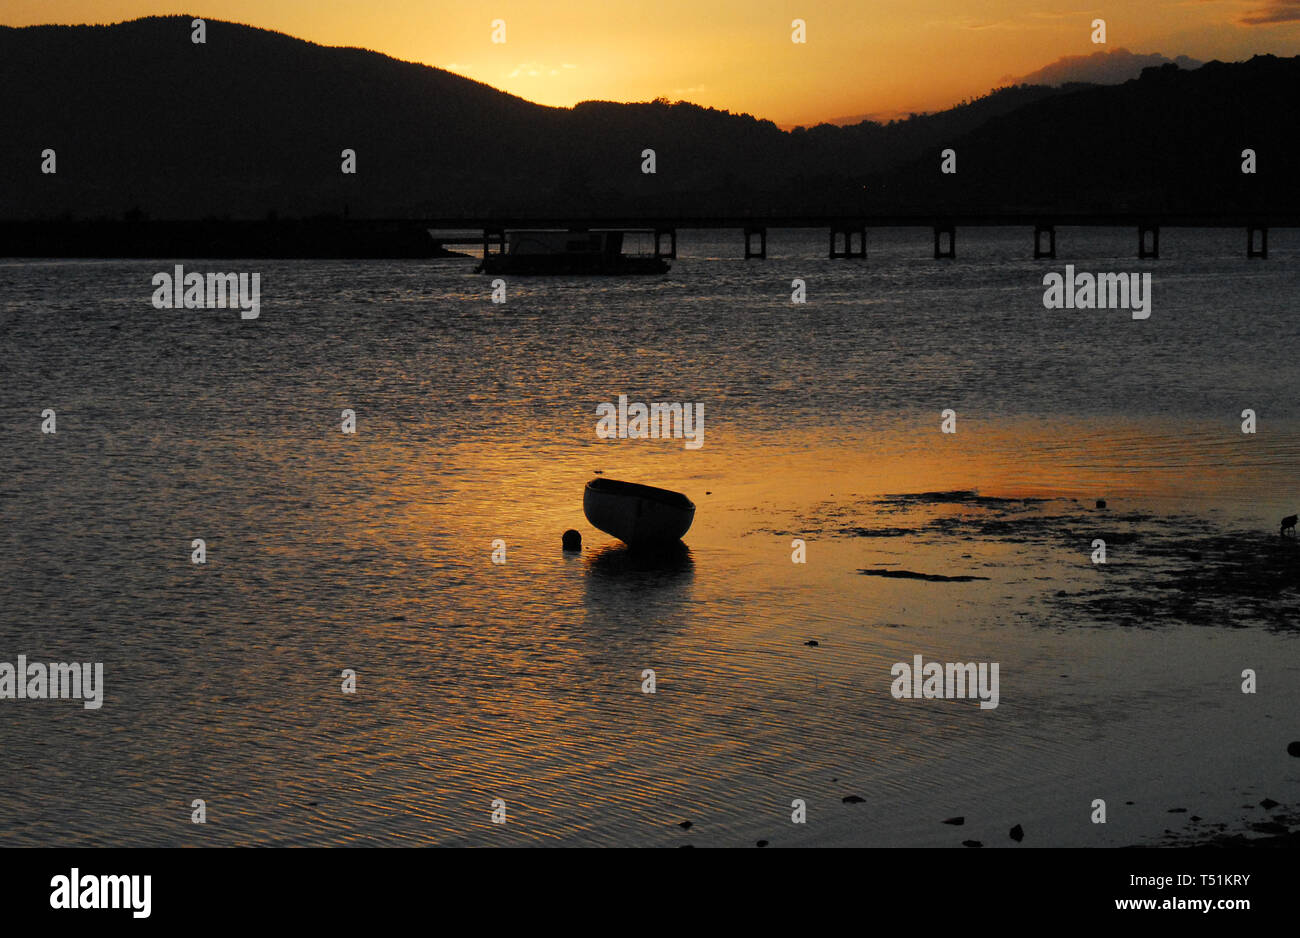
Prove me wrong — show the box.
[873,57,1299,216]
[2,15,1298,229]
[1009,49,1202,88]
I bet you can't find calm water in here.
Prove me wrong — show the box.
[1,227,1297,847]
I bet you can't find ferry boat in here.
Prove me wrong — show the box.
[476,229,670,275]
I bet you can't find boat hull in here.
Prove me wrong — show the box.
[583,479,695,547]
[476,255,670,275]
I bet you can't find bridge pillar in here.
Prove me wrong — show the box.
[1033,224,1056,259]
[655,227,677,259]
[933,224,956,259]
[744,226,767,259]
[1138,225,1159,259]
[1247,225,1268,259]
[829,225,867,259]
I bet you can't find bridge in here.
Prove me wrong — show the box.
[408,213,1296,261]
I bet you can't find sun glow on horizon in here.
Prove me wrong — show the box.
[4,1,1300,124]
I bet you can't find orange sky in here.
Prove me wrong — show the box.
[3,1,1299,124]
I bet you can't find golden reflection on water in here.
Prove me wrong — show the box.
[6,249,1300,847]
[262,412,1300,843]
[10,409,1299,847]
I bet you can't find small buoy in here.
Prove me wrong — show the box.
[562,529,582,551]
[1009,824,1024,842]
[1288,741,1300,757]
[1096,499,1107,509]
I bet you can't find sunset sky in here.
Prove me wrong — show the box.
[4,1,1300,124]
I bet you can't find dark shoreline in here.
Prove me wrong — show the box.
[0,219,467,259]
[1154,807,1300,847]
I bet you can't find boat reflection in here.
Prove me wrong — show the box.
[580,541,696,635]
[584,540,694,581]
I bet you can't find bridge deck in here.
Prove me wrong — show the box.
[413,214,1298,230]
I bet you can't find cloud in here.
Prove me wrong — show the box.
[507,62,576,78]
[946,10,1093,31]
[1010,48,1203,86]
[1239,0,1300,24]
[1027,8,1096,17]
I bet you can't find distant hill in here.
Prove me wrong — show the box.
[873,57,1300,215]
[2,16,1297,219]
[794,84,1070,132]
[1009,49,1202,88]
[818,51,1204,127]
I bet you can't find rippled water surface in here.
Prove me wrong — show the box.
[1,228,1297,846]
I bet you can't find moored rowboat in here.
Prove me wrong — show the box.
[583,478,695,547]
